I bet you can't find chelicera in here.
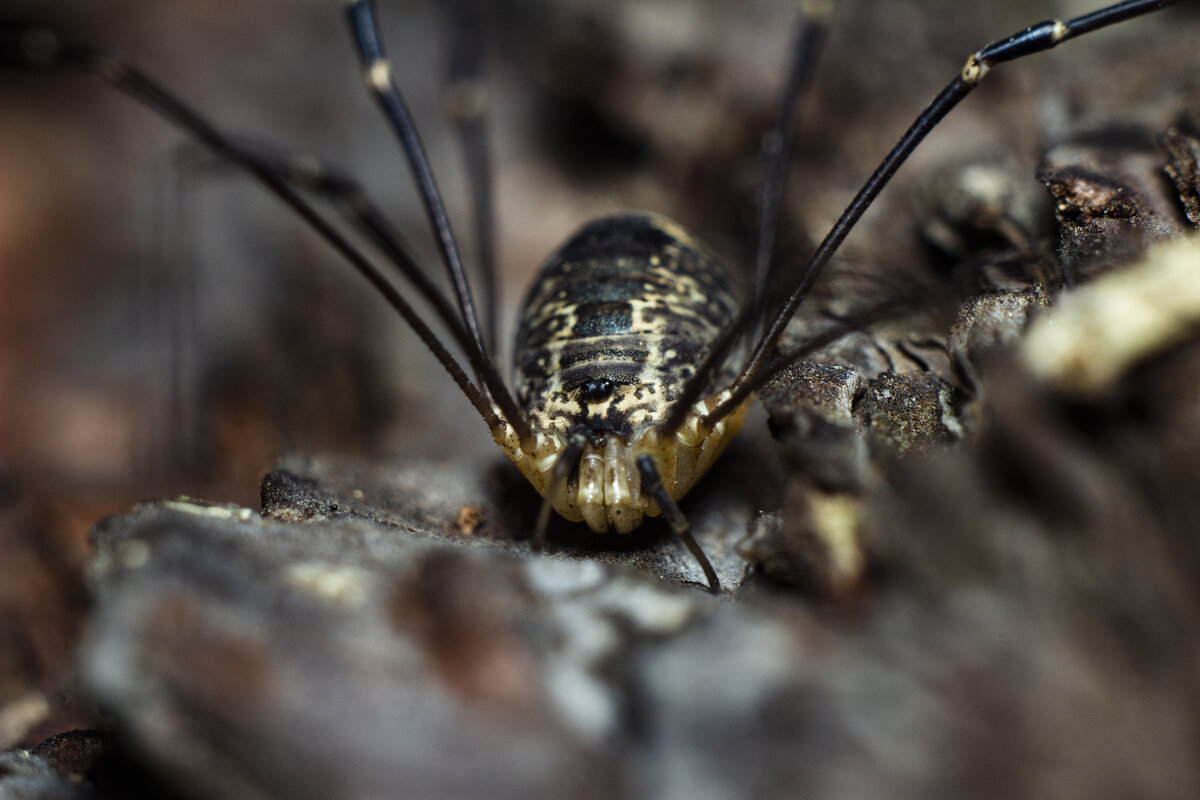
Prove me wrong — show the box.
[1,0,1189,592]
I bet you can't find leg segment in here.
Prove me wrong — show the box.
[752,0,833,319]
[187,134,475,361]
[446,0,499,356]
[657,1,833,438]
[344,0,486,357]
[345,0,534,449]
[637,456,720,594]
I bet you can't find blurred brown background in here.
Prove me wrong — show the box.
[1,0,1198,725]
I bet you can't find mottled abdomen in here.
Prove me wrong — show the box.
[514,213,740,438]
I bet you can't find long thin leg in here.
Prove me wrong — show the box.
[751,0,832,320]
[659,0,1191,438]
[734,0,1193,396]
[636,456,719,594]
[446,0,499,356]
[0,22,507,436]
[345,0,488,359]
[190,134,481,362]
[655,1,832,439]
[345,0,536,450]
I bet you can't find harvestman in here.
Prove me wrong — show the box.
[0,0,1190,592]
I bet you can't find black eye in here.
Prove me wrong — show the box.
[578,378,615,403]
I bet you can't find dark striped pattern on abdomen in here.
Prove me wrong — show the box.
[513,213,740,438]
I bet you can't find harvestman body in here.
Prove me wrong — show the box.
[508,213,748,536]
[1,0,1190,592]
